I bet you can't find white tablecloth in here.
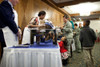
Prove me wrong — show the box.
[0,47,62,67]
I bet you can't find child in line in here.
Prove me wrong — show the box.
[59,36,69,66]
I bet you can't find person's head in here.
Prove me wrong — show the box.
[61,36,66,41]
[74,23,78,29]
[83,20,90,27]
[63,14,69,23]
[8,0,19,6]
[38,11,46,20]
[61,36,67,48]
[96,30,98,32]
[79,23,82,28]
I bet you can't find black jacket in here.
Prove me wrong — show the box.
[80,26,96,47]
[0,1,18,43]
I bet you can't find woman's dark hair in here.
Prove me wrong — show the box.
[84,20,90,26]
[63,14,69,19]
[63,38,68,49]
[74,24,78,26]
[38,11,46,16]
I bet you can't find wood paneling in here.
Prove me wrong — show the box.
[0,0,64,30]
[0,0,2,2]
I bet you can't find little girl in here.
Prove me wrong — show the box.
[58,36,69,66]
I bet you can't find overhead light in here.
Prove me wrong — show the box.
[63,2,99,16]
[69,2,98,16]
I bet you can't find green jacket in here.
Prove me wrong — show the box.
[62,21,73,39]
[73,28,80,37]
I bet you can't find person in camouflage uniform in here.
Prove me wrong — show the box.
[61,15,73,56]
[79,23,83,30]
[73,24,81,53]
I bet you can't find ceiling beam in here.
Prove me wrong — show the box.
[70,11,100,17]
[70,13,80,16]
[72,17,99,20]
[42,0,69,15]
[91,11,100,14]
[82,18,99,20]
[53,0,100,7]
[42,0,100,20]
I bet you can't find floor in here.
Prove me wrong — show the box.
[65,43,100,67]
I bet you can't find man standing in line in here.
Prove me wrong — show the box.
[73,24,81,53]
[0,0,21,61]
[60,15,73,57]
[80,20,96,67]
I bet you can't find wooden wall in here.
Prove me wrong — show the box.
[0,0,64,30]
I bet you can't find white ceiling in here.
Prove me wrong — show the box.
[53,0,74,3]
[63,1,100,15]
